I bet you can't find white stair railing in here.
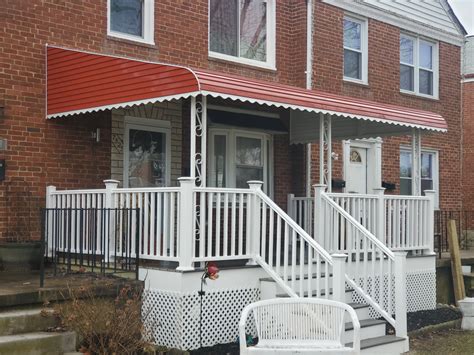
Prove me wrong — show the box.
[315,185,407,338]
[250,183,347,303]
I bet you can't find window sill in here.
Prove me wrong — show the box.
[208,52,277,72]
[400,90,439,101]
[343,78,369,88]
[107,33,156,48]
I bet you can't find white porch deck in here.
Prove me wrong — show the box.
[44,178,437,352]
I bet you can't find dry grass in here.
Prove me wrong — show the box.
[55,284,155,354]
[408,328,474,354]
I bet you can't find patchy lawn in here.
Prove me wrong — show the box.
[408,328,474,354]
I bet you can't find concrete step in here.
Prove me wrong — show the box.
[0,331,76,355]
[347,335,408,354]
[344,319,386,343]
[0,308,58,336]
[361,335,408,354]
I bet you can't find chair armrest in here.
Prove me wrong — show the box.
[345,306,361,353]
[239,303,254,354]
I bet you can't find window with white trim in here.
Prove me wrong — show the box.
[400,34,438,98]
[209,0,276,69]
[343,15,368,84]
[400,148,439,208]
[209,129,273,194]
[107,0,154,45]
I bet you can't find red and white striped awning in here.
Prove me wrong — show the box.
[46,46,447,132]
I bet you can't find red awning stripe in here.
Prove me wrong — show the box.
[46,46,447,132]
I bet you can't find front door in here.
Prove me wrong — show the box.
[124,118,171,188]
[345,146,368,194]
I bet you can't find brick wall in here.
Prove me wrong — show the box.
[307,1,462,211]
[0,0,463,240]
[462,81,474,211]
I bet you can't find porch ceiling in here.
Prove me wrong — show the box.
[46,46,447,134]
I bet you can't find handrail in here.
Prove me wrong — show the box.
[321,193,395,260]
[257,190,333,263]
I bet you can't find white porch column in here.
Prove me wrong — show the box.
[331,253,347,303]
[104,179,119,262]
[177,177,196,271]
[190,95,207,187]
[411,129,421,196]
[319,113,332,192]
[247,180,264,265]
[313,184,326,242]
[394,251,408,338]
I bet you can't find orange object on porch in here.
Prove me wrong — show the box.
[46,46,447,132]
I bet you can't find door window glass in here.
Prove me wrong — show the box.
[128,128,167,187]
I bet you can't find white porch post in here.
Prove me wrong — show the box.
[45,185,57,255]
[247,180,263,265]
[331,254,347,303]
[424,190,436,253]
[190,95,207,187]
[373,187,386,243]
[104,179,119,262]
[313,184,326,242]
[411,129,421,196]
[177,177,196,271]
[319,114,332,192]
[394,251,408,338]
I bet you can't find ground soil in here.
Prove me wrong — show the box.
[408,328,474,354]
[407,305,462,332]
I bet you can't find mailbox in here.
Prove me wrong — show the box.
[382,181,396,191]
[332,179,346,189]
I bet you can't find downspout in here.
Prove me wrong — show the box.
[305,0,313,197]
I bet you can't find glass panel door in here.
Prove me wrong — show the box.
[125,125,169,187]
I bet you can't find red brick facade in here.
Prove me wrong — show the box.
[462,80,474,212]
[0,0,463,240]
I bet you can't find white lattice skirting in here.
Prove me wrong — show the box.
[143,288,260,350]
[350,269,436,319]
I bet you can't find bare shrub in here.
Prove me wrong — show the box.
[56,284,155,354]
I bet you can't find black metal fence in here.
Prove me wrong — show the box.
[40,208,140,285]
[434,210,474,257]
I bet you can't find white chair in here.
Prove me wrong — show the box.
[239,298,360,354]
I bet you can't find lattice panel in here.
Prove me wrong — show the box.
[406,270,436,312]
[142,290,181,348]
[143,288,260,350]
[350,270,436,319]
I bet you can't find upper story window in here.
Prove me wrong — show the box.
[107,0,154,45]
[343,15,368,84]
[400,34,438,98]
[209,0,276,70]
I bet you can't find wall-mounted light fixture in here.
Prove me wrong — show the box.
[91,128,100,143]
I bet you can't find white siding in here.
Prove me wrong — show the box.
[463,36,474,76]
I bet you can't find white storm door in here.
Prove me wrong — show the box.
[346,147,368,194]
[124,120,171,188]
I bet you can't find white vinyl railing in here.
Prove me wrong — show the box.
[287,194,314,237]
[47,182,180,261]
[288,188,435,254]
[112,187,180,261]
[252,184,342,300]
[192,187,253,261]
[315,186,407,338]
[384,195,433,251]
